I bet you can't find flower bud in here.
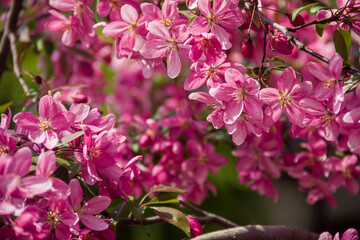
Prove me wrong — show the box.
[73,93,88,103]
[186,215,202,237]
[34,75,43,85]
[241,38,254,58]
[271,30,294,55]
[287,13,305,27]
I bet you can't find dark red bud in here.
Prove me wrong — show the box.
[73,93,88,104]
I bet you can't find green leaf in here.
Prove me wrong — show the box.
[150,206,190,237]
[139,185,186,207]
[263,57,285,65]
[56,157,79,173]
[333,29,351,60]
[0,101,13,114]
[310,4,324,14]
[188,16,196,23]
[55,131,84,147]
[292,3,319,21]
[143,193,180,207]
[316,22,330,37]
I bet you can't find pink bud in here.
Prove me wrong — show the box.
[186,215,202,237]
[271,30,294,55]
[241,38,254,58]
[74,93,88,103]
[97,1,111,18]
[35,75,42,84]
[139,134,151,149]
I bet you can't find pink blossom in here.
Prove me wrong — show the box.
[102,4,146,58]
[68,179,111,231]
[140,21,189,78]
[184,33,222,64]
[14,95,75,149]
[308,53,344,113]
[188,0,244,50]
[259,67,312,127]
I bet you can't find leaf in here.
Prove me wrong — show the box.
[333,29,351,60]
[139,185,186,206]
[55,131,84,147]
[188,16,196,23]
[292,3,319,21]
[143,193,180,207]
[263,57,285,65]
[316,22,330,37]
[150,206,190,237]
[0,102,13,114]
[310,4,324,14]
[56,157,79,174]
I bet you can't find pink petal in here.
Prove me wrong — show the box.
[14,112,39,131]
[36,150,56,178]
[244,97,263,121]
[315,82,333,101]
[147,21,171,40]
[52,112,75,131]
[19,176,52,197]
[290,81,313,100]
[329,52,343,79]
[49,0,74,11]
[59,211,79,226]
[44,130,59,149]
[29,130,46,144]
[167,49,181,79]
[188,16,210,35]
[0,175,19,198]
[62,28,77,47]
[278,67,296,93]
[45,20,66,31]
[70,103,90,122]
[231,122,247,145]
[308,62,331,81]
[259,88,280,105]
[69,179,83,208]
[4,147,32,177]
[198,0,211,16]
[80,214,109,231]
[211,24,231,50]
[140,39,168,59]
[82,196,111,214]
[224,100,243,124]
[286,103,305,127]
[121,4,138,24]
[103,21,128,38]
[299,98,325,116]
[189,92,218,105]
[348,130,360,150]
[184,72,207,91]
[224,68,243,88]
[162,0,178,20]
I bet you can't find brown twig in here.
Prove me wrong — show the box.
[0,0,23,79]
[9,32,30,97]
[190,225,319,240]
[180,200,238,228]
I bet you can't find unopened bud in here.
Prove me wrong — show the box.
[73,93,88,103]
[186,215,202,237]
[241,38,254,58]
[139,134,151,149]
[35,75,42,84]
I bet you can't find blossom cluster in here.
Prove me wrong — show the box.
[0,0,360,238]
[0,93,140,239]
[38,0,360,207]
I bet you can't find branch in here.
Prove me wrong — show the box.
[9,32,30,96]
[190,225,319,240]
[0,0,23,78]
[117,215,234,227]
[180,201,238,228]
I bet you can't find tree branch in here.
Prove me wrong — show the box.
[190,225,319,240]
[9,32,30,96]
[180,201,238,228]
[0,0,23,79]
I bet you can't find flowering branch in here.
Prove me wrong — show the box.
[0,0,23,78]
[190,225,319,240]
